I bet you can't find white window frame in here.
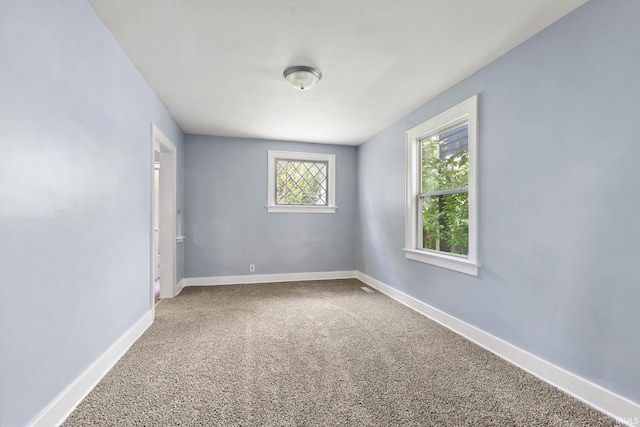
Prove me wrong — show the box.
[266,150,336,214]
[403,95,479,276]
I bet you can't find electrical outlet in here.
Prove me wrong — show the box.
[249,264,255,272]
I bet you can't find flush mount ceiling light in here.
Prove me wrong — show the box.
[283,65,322,90]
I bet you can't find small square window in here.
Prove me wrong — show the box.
[276,159,328,206]
[266,150,336,213]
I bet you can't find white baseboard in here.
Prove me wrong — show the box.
[182,270,357,287]
[356,271,640,426]
[31,310,154,427]
[176,278,186,296]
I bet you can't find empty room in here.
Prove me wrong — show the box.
[1,0,639,426]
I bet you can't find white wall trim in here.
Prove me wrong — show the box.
[355,271,640,426]
[151,123,178,299]
[183,271,357,287]
[265,205,337,214]
[31,310,153,427]
[176,278,186,296]
[403,248,479,276]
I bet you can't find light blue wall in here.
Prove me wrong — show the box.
[0,1,184,426]
[184,135,357,277]
[357,0,640,403]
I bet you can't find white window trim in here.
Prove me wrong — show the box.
[266,150,336,214]
[404,95,479,276]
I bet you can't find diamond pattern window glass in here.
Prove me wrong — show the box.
[267,150,336,214]
[276,159,328,205]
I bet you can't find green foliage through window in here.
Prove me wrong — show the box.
[420,122,469,256]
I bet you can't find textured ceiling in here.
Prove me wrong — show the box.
[88,0,587,145]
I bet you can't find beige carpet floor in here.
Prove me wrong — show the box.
[64,279,621,426]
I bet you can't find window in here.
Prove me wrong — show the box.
[266,150,336,213]
[403,95,479,275]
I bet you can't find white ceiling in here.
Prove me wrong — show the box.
[88,0,587,145]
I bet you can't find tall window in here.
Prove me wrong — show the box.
[266,150,336,213]
[420,122,469,255]
[404,95,478,275]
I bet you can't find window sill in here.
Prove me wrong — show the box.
[402,248,479,276]
[266,205,337,214]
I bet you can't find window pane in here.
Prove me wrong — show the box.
[422,192,469,256]
[420,122,469,194]
[276,160,328,205]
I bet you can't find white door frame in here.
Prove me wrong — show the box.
[150,123,177,307]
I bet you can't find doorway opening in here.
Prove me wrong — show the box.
[150,123,177,310]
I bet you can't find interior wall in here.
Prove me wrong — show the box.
[357,0,640,404]
[184,135,358,278]
[0,1,184,426]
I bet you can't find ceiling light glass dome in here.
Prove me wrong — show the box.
[283,66,322,90]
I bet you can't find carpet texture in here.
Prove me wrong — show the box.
[64,279,620,426]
